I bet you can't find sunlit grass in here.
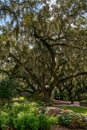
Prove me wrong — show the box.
[61,106,87,116]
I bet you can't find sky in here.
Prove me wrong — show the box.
[0,0,87,29]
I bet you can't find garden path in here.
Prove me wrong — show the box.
[52,100,80,107]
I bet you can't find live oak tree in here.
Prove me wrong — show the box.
[0,0,87,101]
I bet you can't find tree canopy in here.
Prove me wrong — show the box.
[0,0,87,101]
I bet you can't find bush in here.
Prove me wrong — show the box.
[2,102,39,129]
[11,101,39,116]
[0,111,8,129]
[14,112,39,130]
[80,93,87,100]
[39,114,51,130]
[58,109,87,129]
[80,100,87,107]
[48,115,58,125]
[0,78,18,104]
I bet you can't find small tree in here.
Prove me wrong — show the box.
[0,78,17,106]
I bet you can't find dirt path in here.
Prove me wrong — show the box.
[52,100,80,107]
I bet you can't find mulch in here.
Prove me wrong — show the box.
[51,125,83,130]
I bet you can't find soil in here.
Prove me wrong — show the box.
[51,125,83,130]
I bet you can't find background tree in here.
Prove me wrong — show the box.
[0,0,87,101]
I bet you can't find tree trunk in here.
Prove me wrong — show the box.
[71,100,74,104]
[43,90,52,102]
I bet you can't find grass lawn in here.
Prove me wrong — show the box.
[61,106,87,116]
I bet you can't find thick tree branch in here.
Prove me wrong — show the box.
[51,43,87,51]
[9,53,41,87]
[58,71,87,83]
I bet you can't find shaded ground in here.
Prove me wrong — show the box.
[51,125,83,130]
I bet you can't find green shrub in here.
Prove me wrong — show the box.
[0,79,18,101]
[58,109,87,129]
[11,102,38,116]
[14,112,39,130]
[48,115,58,125]
[39,114,58,130]
[80,100,87,103]
[2,115,14,130]
[39,114,51,130]
[0,111,8,129]
[80,93,87,100]
[0,102,58,130]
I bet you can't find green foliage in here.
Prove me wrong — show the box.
[0,102,57,130]
[14,113,39,130]
[58,110,87,129]
[2,114,14,129]
[0,111,8,129]
[39,114,51,130]
[1,101,87,129]
[0,79,17,100]
[11,102,39,116]
[80,93,87,100]
[79,93,87,107]
[48,115,58,125]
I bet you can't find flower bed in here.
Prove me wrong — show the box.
[45,107,87,129]
[58,109,87,129]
